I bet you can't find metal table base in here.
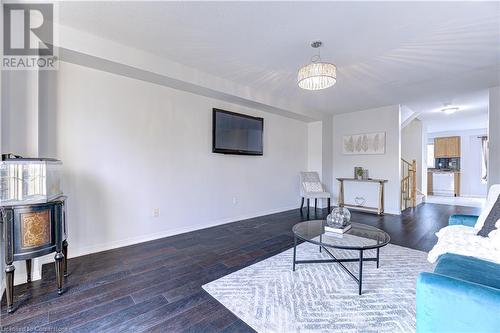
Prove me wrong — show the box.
[292,235,381,295]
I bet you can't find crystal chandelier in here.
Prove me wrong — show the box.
[297,41,337,91]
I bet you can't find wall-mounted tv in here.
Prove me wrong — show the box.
[212,108,263,155]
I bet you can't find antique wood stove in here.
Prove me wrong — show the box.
[0,156,68,313]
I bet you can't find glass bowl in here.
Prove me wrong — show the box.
[326,207,351,228]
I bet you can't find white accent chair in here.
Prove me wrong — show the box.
[300,172,332,214]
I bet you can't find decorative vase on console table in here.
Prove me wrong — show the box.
[0,156,68,313]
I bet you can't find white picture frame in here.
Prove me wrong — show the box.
[342,132,386,155]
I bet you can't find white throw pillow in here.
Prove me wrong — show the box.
[436,225,477,239]
[488,220,500,250]
[474,185,500,231]
[303,182,323,192]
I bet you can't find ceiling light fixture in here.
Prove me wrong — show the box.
[441,106,460,114]
[298,41,337,91]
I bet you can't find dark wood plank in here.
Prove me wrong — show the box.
[101,291,212,333]
[69,295,168,332]
[184,306,240,332]
[143,298,219,333]
[42,296,134,330]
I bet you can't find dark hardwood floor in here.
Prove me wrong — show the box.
[1,203,480,332]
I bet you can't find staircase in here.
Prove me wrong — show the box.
[401,158,417,210]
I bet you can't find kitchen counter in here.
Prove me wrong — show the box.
[428,169,460,173]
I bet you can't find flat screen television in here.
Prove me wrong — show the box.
[212,108,263,155]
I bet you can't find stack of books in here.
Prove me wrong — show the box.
[325,224,352,234]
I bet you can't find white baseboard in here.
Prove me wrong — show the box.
[432,191,455,197]
[460,194,487,199]
[416,194,425,206]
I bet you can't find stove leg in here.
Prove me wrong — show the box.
[5,264,15,313]
[62,240,68,277]
[54,252,65,295]
[26,259,32,283]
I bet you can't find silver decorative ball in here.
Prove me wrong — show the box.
[326,207,351,228]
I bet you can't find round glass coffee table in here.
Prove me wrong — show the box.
[292,220,390,295]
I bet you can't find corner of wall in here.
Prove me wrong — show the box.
[307,121,323,179]
[321,115,334,193]
[488,86,500,188]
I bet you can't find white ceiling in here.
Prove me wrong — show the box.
[58,1,500,116]
[412,89,489,133]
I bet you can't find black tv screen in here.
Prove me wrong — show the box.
[212,109,263,155]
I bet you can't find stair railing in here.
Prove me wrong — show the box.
[401,158,417,210]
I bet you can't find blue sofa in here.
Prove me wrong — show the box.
[448,214,479,227]
[416,214,500,333]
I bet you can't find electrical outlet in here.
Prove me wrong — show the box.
[153,208,160,217]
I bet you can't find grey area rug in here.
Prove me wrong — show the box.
[203,241,434,333]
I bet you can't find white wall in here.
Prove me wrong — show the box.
[38,70,59,158]
[55,61,308,257]
[401,118,425,193]
[428,129,488,197]
[322,115,334,193]
[306,120,337,209]
[1,71,39,156]
[307,121,322,178]
[332,105,401,214]
[489,86,500,188]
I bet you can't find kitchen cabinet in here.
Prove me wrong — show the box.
[427,171,433,195]
[434,136,460,158]
[454,172,461,197]
[446,137,460,157]
[434,138,447,158]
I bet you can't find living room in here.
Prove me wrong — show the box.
[1,1,499,332]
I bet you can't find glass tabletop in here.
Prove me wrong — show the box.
[292,220,390,250]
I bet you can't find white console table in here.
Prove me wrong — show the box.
[337,178,388,215]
